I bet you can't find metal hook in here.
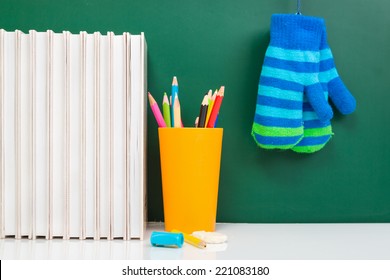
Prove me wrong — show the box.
[296,0,302,15]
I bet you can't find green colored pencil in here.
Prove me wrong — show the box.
[162,92,171,127]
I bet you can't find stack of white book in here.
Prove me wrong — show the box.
[0,29,147,240]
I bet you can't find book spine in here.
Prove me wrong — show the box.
[94,32,101,240]
[0,29,4,239]
[29,29,36,240]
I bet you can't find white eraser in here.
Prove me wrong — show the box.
[192,231,228,244]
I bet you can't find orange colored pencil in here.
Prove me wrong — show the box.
[173,95,182,128]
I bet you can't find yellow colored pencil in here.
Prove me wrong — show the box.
[171,229,206,249]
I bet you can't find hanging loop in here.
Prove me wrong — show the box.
[296,0,302,15]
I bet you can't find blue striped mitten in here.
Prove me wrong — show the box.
[252,14,333,150]
[292,25,356,153]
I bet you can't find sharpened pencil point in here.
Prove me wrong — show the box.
[218,86,225,96]
[148,92,157,106]
[172,76,178,86]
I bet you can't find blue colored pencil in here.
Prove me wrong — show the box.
[171,76,178,126]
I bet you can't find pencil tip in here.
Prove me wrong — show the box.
[202,94,209,105]
[148,92,156,105]
[172,76,178,85]
[219,86,225,96]
[163,93,169,103]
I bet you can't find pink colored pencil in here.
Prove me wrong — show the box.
[148,92,166,127]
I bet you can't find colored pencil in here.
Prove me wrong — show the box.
[205,89,217,126]
[195,117,199,127]
[171,229,206,249]
[173,95,182,128]
[171,76,179,126]
[148,92,166,127]
[206,86,224,128]
[214,115,219,128]
[197,94,209,128]
[162,92,171,127]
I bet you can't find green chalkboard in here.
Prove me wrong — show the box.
[1,0,389,223]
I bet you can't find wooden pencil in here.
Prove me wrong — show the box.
[171,76,178,126]
[148,92,166,127]
[197,94,209,128]
[173,95,182,128]
[206,86,224,128]
[195,117,199,127]
[205,89,217,126]
[162,92,171,127]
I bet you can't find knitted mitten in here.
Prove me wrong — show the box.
[292,25,356,153]
[252,14,333,150]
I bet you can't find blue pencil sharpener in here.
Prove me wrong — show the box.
[150,231,184,248]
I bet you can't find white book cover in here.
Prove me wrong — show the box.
[124,32,131,240]
[15,30,21,239]
[108,31,114,239]
[3,30,16,237]
[28,29,36,239]
[52,32,65,237]
[46,30,53,238]
[129,34,138,239]
[80,31,87,239]
[112,33,126,238]
[99,33,109,239]
[63,30,70,239]
[140,33,147,240]
[0,29,4,239]
[130,34,147,239]
[138,33,147,240]
[85,33,95,239]
[69,33,81,238]
[93,32,101,239]
[20,31,32,238]
[34,31,48,238]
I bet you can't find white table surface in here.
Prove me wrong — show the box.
[1,223,389,260]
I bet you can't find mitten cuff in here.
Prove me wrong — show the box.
[270,14,324,51]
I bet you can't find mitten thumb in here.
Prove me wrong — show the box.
[328,77,356,115]
[305,83,333,122]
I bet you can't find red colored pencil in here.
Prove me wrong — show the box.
[206,86,224,128]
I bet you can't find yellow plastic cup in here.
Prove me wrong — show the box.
[158,128,223,233]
